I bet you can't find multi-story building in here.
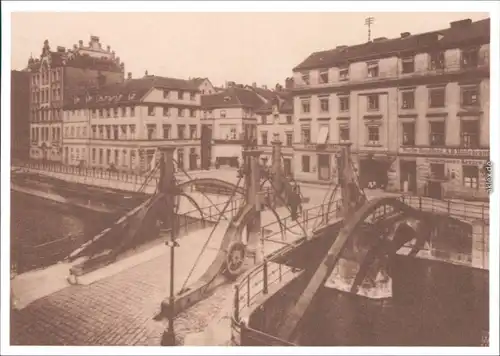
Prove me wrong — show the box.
[291,18,490,200]
[11,70,31,160]
[27,36,125,162]
[255,90,294,176]
[62,74,202,173]
[200,84,267,168]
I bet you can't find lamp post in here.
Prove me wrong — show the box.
[160,146,178,346]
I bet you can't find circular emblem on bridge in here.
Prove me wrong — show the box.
[225,241,246,278]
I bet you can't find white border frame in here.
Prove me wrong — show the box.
[2,2,499,355]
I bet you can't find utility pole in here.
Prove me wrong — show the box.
[365,16,375,42]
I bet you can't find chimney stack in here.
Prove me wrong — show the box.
[145,70,148,76]
[111,50,115,59]
[127,72,132,80]
[107,45,111,52]
[450,18,472,28]
[252,82,257,88]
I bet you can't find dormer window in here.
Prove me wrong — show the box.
[301,72,310,85]
[178,91,184,100]
[401,56,415,74]
[319,69,329,84]
[339,67,349,81]
[429,51,445,70]
[128,92,136,100]
[367,62,379,78]
[461,47,479,69]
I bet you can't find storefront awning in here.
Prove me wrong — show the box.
[317,126,329,145]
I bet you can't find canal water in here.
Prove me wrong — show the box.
[10,191,116,274]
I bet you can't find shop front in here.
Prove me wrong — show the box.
[358,153,393,190]
[400,147,490,201]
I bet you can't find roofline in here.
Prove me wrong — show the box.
[293,22,490,72]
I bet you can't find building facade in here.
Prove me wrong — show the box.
[27,36,125,162]
[200,85,266,168]
[255,91,295,176]
[11,70,31,160]
[291,18,490,200]
[62,75,202,173]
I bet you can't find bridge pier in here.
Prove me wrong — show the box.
[243,148,263,264]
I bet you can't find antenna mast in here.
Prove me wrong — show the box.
[365,16,375,42]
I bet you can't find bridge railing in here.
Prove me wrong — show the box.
[399,195,489,222]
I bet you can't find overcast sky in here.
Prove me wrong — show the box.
[11,12,489,88]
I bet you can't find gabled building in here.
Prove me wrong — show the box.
[27,36,125,162]
[291,18,490,201]
[62,74,202,173]
[190,77,216,95]
[200,85,267,168]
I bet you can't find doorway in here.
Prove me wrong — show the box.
[399,160,417,193]
[318,154,331,181]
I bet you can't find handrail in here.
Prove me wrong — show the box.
[231,194,490,345]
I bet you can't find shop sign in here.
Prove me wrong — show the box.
[426,158,461,164]
[400,147,489,157]
[463,159,486,166]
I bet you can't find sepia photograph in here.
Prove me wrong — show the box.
[1,1,499,354]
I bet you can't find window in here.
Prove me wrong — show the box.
[463,165,479,189]
[189,125,197,139]
[301,72,310,85]
[339,125,350,142]
[319,69,329,84]
[129,124,136,139]
[220,110,227,118]
[401,56,415,74]
[461,86,479,107]
[301,155,310,172]
[114,149,119,164]
[367,126,380,145]
[98,126,104,139]
[317,125,329,144]
[301,125,311,144]
[98,109,104,118]
[161,107,169,117]
[163,90,169,99]
[401,91,415,109]
[402,122,415,146]
[430,163,445,180]
[461,120,479,148]
[429,51,445,70]
[261,115,267,125]
[429,88,445,108]
[461,48,479,69]
[114,108,119,117]
[320,97,329,112]
[163,124,171,139]
[339,68,349,81]
[147,124,156,140]
[301,100,310,114]
[106,109,111,118]
[82,127,87,138]
[429,121,445,146]
[367,94,379,111]
[190,92,196,101]
[261,131,268,145]
[286,115,293,124]
[286,132,293,146]
[99,149,103,164]
[106,125,111,139]
[179,109,184,117]
[113,125,119,140]
[71,126,75,138]
[92,148,96,163]
[178,124,186,139]
[148,106,156,116]
[178,91,184,100]
[339,96,350,112]
[130,106,135,116]
[229,127,237,140]
[120,107,126,117]
[190,109,196,117]
[120,125,127,139]
[367,62,379,78]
